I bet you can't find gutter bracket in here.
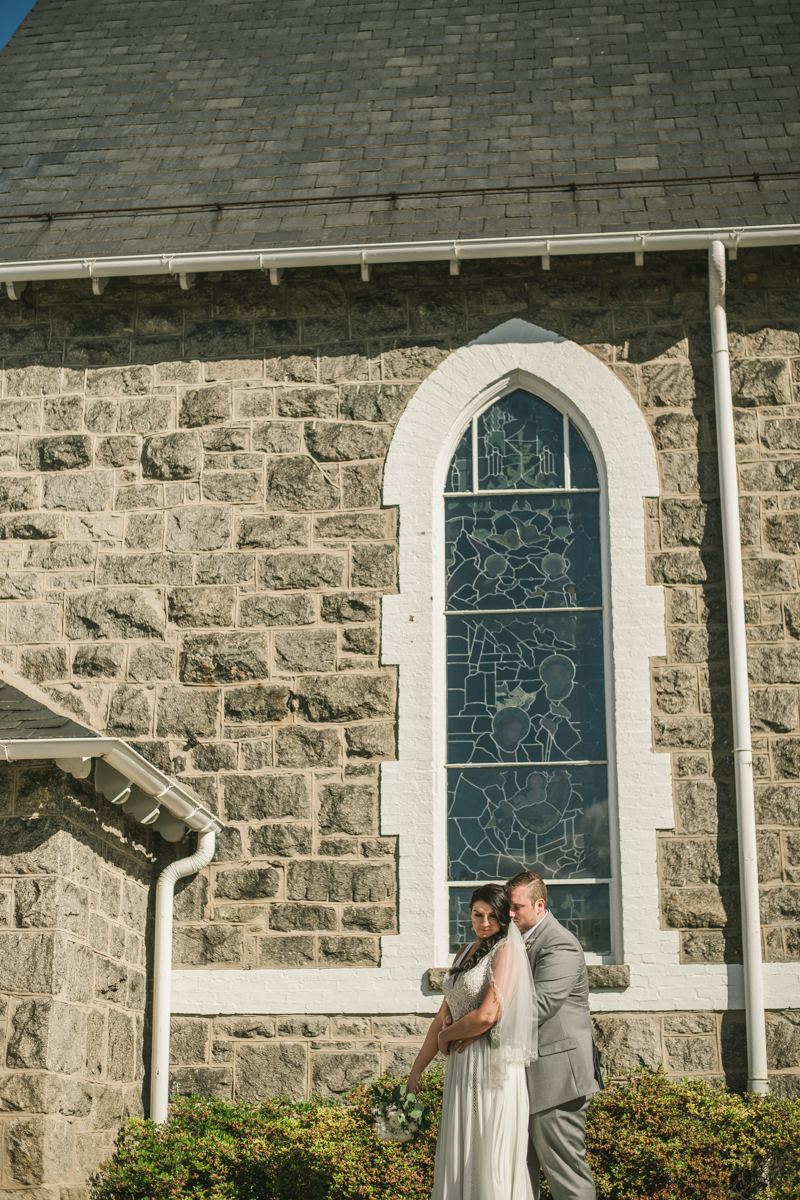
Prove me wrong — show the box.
[91,276,108,295]
[361,250,371,282]
[6,281,28,300]
[449,243,460,276]
[269,267,283,286]
[541,241,551,271]
[178,273,195,291]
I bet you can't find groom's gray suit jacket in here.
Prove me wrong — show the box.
[524,915,602,1115]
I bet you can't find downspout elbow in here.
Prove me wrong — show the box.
[150,830,216,1123]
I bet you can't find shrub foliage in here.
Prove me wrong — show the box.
[93,1067,800,1200]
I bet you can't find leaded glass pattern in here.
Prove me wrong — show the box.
[445,389,612,957]
[449,883,611,955]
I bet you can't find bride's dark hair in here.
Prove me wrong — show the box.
[448,883,511,976]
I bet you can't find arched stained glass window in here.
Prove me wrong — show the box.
[445,388,613,955]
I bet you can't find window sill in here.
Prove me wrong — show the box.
[426,964,630,993]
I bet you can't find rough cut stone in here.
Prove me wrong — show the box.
[214,867,279,901]
[125,511,163,550]
[287,861,395,903]
[180,632,269,683]
[97,553,192,586]
[275,726,341,767]
[341,462,382,508]
[305,422,391,462]
[249,825,313,858]
[318,783,377,835]
[7,603,61,643]
[660,838,738,887]
[235,1043,307,1103]
[95,435,141,468]
[156,688,218,738]
[141,432,202,480]
[653,716,718,750]
[297,673,395,722]
[168,587,236,628]
[274,630,337,673]
[203,471,262,503]
[0,476,38,512]
[223,774,310,821]
[166,506,232,552]
[592,1016,662,1076]
[750,688,798,732]
[660,499,719,548]
[351,544,396,589]
[237,515,308,549]
[65,590,164,640]
[7,998,83,1073]
[172,926,243,966]
[651,411,700,451]
[42,472,112,512]
[194,553,255,585]
[19,647,68,683]
[730,358,791,406]
[257,935,315,968]
[169,1066,232,1100]
[107,684,153,737]
[742,558,797,594]
[264,456,339,511]
[224,685,291,723]
[764,513,800,556]
[252,422,302,453]
[755,786,800,826]
[275,387,337,418]
[676,780,736,835]
[268,902,335,931]
[321,592,379,623]
[19,435,93,472]
[239,594,315,627]
[662,887,738,928]
[653,667,697,714]
[748,646,800,685]
[0,932,62,994]
[342,905,397,933]
[179,384,232,427]
[339,383,414,422]
[127,643,175,681]
[342,627,379,656]
[259,552,345,591]
[311,1050,381,1099]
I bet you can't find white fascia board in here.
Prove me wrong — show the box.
[1,737,222,833]
[0,223,798,284]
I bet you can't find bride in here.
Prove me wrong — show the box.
[407,884,537,1200]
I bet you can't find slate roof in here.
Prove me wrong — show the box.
[0,0,798,263]
[0,679,99,740]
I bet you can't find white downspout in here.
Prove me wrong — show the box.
[150,830,216,1122]
[708,240,769,1093]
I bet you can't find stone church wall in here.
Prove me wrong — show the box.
[1,249,800,1136]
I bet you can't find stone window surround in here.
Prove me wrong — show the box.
[171,320,799,1018]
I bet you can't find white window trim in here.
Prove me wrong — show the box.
[172,321,798,1014]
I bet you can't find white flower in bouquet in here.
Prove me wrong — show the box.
[374,1103,419,1143]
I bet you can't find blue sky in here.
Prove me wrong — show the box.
[1,0,36,50]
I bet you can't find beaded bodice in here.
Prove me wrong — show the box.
[443,944,499,1022]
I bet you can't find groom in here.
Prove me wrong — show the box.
[507,871,602,1200]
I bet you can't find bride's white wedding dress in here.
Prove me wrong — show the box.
[431,926,536,1200]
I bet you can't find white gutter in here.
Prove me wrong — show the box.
[708,240,769,1094]
[0,736,222,835]
[150,830,216,1123]
[0,222,798,287]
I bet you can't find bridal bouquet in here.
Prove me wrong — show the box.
[372,1081,428,1143]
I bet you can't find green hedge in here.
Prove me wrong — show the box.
[94,1068,800,1200]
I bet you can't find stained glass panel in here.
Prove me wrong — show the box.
[569,422,599,489]
[446,613,606,764]
[448,884,611,955]
[447,427,473,493]
[447,764,610,881]
[477,389,564,490]
[445,493,602,611]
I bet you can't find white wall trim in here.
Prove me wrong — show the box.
[172,325,792,1016]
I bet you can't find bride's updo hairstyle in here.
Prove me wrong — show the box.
[448,883,511,976]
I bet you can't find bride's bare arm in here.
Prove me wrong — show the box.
[406,999,450,1094]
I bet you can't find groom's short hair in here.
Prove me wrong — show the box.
[506,871,548,905]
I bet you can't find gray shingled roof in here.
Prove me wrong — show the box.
[0,0,798,263]
[0,679,98,740]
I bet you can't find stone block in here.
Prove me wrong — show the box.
[7,998,83,1073]
[750,688,798,732]
[658,451,718,496]
[339,383,413,422]
[107,683,153,737]
[0,398,42,427]
[742,558,797,594]
[179,383,232,427]
[766,1012,800,1070]
[740,460,800,493]
[19,435,93,472]
[762,418,800,451]
[361,838,396,858]
[223,774,310,821]
[156,687,218,738]
[342,462,382,508]
[318,783,377,835]
[277,1016,330,1038]
[257,935,315,967]
[14,877,89,936]
[587,965,631,989]
[235,1043,307,1103]
[42,471,112,512]
[275,387,336,418]
[249,823,312,858]
[652,413,699,450]
[168,587,236,628]
[315,514,391,541]
[730,358,791,407]
[238,741,273,771]
[173,875,208,922]
[321,592,380,623]
[319,837,358,856]
[342,627,379,656]
[760,887,800,924]
[195,553,255,585]
[297,673,395,722]
[675,780,736,834]
[653,667,697,714]
[662,886,739,928]
[260,552,344,591]
[8,604,61,643]
[660,499,720,549]
[680,930,743,962]
[65,589,164,640]
[239,593,315,627]
[653,716,716,750]
[223,684,290,723]
[203,471,262,504]
[342,905,397,933]
[170,1017,210,1065]
[351,544,396,589]
[275,726,341,767]
[20,647,68,683]
[172,926,243,966]
[749,646,800,686]
[649,551,709,586]
[765,513,800,557]
[274,630,337,673]
[269,902,337,931]
[97,553,192,586]
[769,1073,800,1098]
[115,483,161,510]
[237,515,308,549]
[169,1066,232,1099]
[287,861,395,904]
[124,512,164,550]
[756,785,800,825]
[0,1072,92,1117]
[310,1050,381,1099]
[305,422,391,462]
[86,365,151,397]
[25,541,95,570]
[128,643,175,681]
[264,456,339,511]
[2,514,62,541]
[592,1015,662,1076]
[0,819,72,878]
[191,742,238,773]
[215,1016,275,1039]
[252,422,302,454]
[214,867,280,901]
[166,505,232,552]
[141,432,202,480]
[665,1036,719,1074]
[5,1116,75,1185]
[0,932,63,993]
[660,837,738,886]
[773,739,800,779]
[95,435,141,469]
[0,476,38,513]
